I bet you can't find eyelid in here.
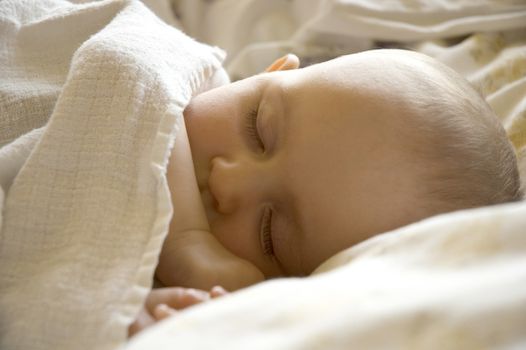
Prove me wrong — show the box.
[244,107,264,151]
[264,206,288,275]
[260,206,274,256]
[243,83,280,155]
[259,90,282,154]
[257,109,272,154]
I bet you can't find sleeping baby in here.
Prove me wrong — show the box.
[129,49,523,335]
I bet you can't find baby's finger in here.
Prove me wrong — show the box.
[146,287,210,312]
[128,308,155,337]
[210,285,228,298]
[171,288,210,308]
[153,303,178,321]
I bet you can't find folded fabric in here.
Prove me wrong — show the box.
[0,1,224,349]
[0,127,44,192]
[177,0,526,79]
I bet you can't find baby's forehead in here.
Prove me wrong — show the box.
[263,50,463,139]
[301,50,453,92]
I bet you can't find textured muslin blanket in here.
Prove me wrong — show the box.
[0,0,224,349]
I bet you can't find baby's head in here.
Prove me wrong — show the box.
[183,49,522,278]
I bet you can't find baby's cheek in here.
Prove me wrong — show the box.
[209,216,253,259]
[210,216,282,279]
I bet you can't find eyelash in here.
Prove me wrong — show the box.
[260,207,274,256]
[245,108,265,151]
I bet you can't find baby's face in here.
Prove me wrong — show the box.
[184,52,424,278]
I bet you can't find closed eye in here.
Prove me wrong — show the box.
[260,206,274,256]
[244,108,265,151]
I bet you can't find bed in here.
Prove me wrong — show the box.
[1,1,525,349]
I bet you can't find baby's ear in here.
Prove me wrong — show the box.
[265,54,300,72]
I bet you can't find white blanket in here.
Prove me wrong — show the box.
[0,1,224,349]
[172,0,526,79]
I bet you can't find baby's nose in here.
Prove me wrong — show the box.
[208,156,268,214]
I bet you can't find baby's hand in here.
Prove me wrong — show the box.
[157,228,264,291]
[128,286,227,337]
